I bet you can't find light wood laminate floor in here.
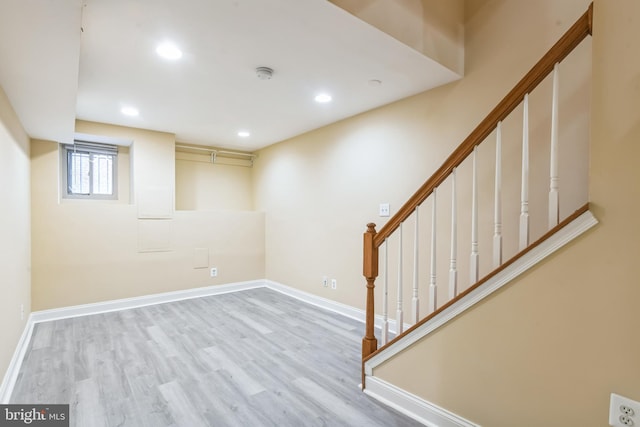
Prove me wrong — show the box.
[11,288,421,426]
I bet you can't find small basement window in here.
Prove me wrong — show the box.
[61,141,118,199]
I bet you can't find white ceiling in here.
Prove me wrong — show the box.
[0,0,460,152]
[0,0,81,144]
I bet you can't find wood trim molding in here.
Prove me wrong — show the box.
[0,318,35,404]
[373,3,594,247]
[364,377,479,427]
[266,280,366,322]
[30,280,265,324]
[266,280,411,333]
[364,207,597,374]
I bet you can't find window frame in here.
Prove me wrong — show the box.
[61,141,118,200]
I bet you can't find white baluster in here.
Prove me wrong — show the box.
[449,168,458,300]
[470,146,479,284]
[493,122,503,268]
[520,94,530,250]
[412,207,420,323]
[397,223,403,335]
[381,238,389,346]
[429,189,437,313]
[549,63,560,229]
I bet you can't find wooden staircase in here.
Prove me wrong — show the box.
[361,3,595,388]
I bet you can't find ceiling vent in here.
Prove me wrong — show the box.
[256,67,274,80]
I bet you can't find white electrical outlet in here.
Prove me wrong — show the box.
[331,279,337,290]
[210,267,218,277]
[322,276,328,287]
[610,393,640,427]
[379,203,390,217]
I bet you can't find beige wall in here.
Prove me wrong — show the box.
[373,1,640,426]
[421,0,465,74]
[329,0,464,74]
[31,122,264,310]
[0,85,30,381]
[176,151,253,211]
[74,120,174,210]
[8,0,638,422]
[253,0,590,310]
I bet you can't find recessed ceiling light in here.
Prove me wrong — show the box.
[238,131,251,138]
[156,41,182,60]
[315,93,332,103]
[121,106,139,117]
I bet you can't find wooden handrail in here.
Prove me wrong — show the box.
[361,3,593,362]
[372,3,593,249]
[364,203,590,364]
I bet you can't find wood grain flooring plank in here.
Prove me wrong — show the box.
[137,340,179,385]
[300,307,361,332]
[292,377,382,426]
[200,346,266,397]
[312,319,362,341]
[158,380,209,427]
[227,311,273,335]
[31,321,54,350]
[199,370,267,427]
[123,366,176,427]
[73,378,107,427]
[11,288,422,427]
[147,325,179,358]
[242,360,339,426]
[246,297,286,315]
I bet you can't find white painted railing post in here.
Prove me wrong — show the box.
[493,122,503,268]
[429,190,437,313]
[381,239,389,346]
[449,169,458,300]
[549,63,560,229]
[397,223,404,335]
[412,207,420,323]
[470,146,479,284]
[520,94,530,251]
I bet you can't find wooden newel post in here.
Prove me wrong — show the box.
[362,223,379,359]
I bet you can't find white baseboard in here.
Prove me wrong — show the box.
[265,279,365,322]
[30,280,265,324]
[364,377,479,427]
[264,280,410,334]
[0,316,35,404]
